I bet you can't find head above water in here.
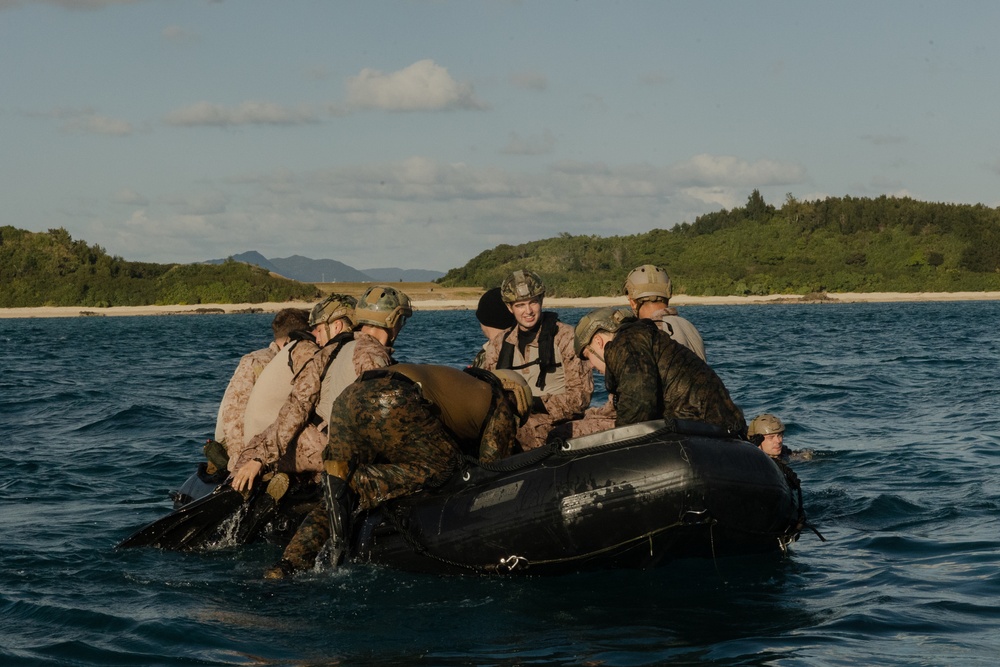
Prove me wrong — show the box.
[748,413,785,437]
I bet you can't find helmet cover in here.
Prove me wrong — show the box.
[354,285,413,329]
[623,264,672,303]
[308,293,357,328]
[573,306,633,357]
[500,269,545,304]
[748,413,785,437]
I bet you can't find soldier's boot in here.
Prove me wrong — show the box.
[263,504,330,580]
[203,439,229,475]
[321,472,357,568]
[265,472,289,502]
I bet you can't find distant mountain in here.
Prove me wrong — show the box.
[206,252,444,283]
[268,255,372,283]
[206,251,282,274]
[361,267,446,282]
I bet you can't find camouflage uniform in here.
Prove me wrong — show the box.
[480,316,593,449]
[604,319,746,435]
[214,341,280,453]
[278,363,519,570]
[234,332,392,475]
[645,306,706,361]
[550,399,618,440]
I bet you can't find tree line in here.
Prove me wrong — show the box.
[0,226,319,308]
[437,193,1000,297]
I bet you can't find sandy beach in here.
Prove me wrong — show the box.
[2,290,1000,319]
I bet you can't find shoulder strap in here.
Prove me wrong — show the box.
[496,326,518,369]
[317,331,355,383]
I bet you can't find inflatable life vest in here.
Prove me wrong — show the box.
[313,331,359,425]
[496,311,561,392]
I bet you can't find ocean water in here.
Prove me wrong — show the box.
[1,301,999,666]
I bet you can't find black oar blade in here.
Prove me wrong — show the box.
[117,486,247,551]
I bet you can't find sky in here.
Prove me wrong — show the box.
[2,0,998,273]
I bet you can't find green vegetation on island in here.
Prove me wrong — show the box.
[5,193,1000,308]
[438,193,1000,297]
[0,226,320,308]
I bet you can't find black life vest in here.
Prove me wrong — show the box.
[496,311,561,391]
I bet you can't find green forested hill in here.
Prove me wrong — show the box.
[438,193,1000,297]
[0,227,320,308]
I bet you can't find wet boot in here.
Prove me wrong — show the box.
[263,504,330,579]
[322,472,357,568]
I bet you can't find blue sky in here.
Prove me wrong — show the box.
[2,0,998,272]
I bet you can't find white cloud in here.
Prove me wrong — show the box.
[509,70,548,92]
[167,191,229,216]
[96,154,807,269]
[501,130,556,156]
[113,188,148,206]
[59,111,133,136]
[666,154,806,188]
[346,59,488,112]
[164,101,319,127]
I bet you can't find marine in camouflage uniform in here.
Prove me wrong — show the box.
[231,293,370,492]
[233,331,393,475]
[271,363,528,575]
[569,306,744,438]
[624,264,706,361]
[213,308,310,467]
[214,341,279,451]
[479,269,593,450]
[604,319,745,434]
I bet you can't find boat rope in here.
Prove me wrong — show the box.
[773,457,826,543]
[377,505,718,575]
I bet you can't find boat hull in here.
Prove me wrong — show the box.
[352,420,803,575]
[120,420,803,575]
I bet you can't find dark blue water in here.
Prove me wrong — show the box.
[2,302,999,666]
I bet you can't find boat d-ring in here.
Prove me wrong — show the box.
[497,555,528,572]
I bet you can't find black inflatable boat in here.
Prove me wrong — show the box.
[119,419,806,575]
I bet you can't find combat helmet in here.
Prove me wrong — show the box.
[354,285,413,329]
[573,306,633,357]
[500,269,545,304]
[308,293,357,329]
[490,369,533,426]
[748,413,785,437]
[623,264,672,304]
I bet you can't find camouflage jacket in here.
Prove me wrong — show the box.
[235,332,392,472]
[479,315,593,423]
[604,319,746,435]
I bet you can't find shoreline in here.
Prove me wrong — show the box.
[2,291,1000,319]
